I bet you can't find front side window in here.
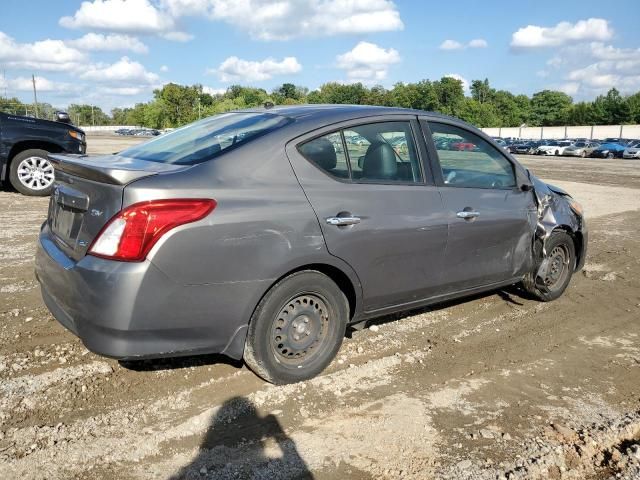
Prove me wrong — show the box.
[298,121,423,184]
[429,122,516,189]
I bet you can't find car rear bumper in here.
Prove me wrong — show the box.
[35,225,270,360]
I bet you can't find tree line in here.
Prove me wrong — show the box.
[2,77,640,129]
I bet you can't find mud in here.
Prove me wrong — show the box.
[0,143,639,479]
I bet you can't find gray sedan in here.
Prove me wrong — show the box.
[35,105,587,384]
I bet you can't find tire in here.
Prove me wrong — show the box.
[581,151,586,158]
[606,152,614,159]
[554,150,560,156]
[522,231,576,302]
[9,149,55,196]
[243,270,348,384]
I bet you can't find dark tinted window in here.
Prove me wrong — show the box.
[429,122,516,189]
[118,113,290,165]
[299,121,423,184]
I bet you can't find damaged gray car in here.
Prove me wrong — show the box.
[35,105,587,384]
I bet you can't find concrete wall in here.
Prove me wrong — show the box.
[482,124,640,140]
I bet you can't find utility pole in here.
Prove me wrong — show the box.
[32,74,39,118]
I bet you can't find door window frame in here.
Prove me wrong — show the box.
[418,117,524,191]
[290,115,433,186]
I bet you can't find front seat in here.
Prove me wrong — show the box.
[362,142,397,180]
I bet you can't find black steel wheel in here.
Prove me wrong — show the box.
[244,270,348,384]
[522,231,576,302]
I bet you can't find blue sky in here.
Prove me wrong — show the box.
[1,0,639,112]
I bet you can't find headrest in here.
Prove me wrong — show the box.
[362,142,397,180]
[300,137,337,171]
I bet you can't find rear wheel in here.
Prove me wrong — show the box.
[522,231,576,302]
[9,149,55,196]
[581,151,586,158]
[606,152,615,159]
[243,271,348,384]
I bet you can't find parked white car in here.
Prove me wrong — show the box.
[536,141,574,156]
[623,145,640,159]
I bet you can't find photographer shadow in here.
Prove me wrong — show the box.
[170,396,313,480]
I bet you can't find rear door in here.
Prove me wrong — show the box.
[420,118,537,293]
[287,117,448,313]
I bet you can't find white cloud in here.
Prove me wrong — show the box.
[0,31,86,72]
[161,0,403,40]
[161,31,194,42]
[511,18,613,49]
[210,56,302,82]
[541,41,640,97]
[0,75,75,93]
[444,73,470,94]
[336,41,400,84]
[60,0,189,41]
[68,33,148,53]
[558,82,580,96]
[80,56,160,84]
[160,65,169,72]
[98,86,146,95]
[439,38,488,50]
[439,40,464,51]
[468,38,488,48]
[202,86,226,95]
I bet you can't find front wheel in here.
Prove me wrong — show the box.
[522,231,576,302]
[606,152,615,159]
[9,149,55,196]
[243,271,348,384]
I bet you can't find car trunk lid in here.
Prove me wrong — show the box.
[47,153,188,261]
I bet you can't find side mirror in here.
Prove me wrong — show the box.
[520,183,534,192]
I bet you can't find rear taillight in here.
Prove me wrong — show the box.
[88,199,216,262]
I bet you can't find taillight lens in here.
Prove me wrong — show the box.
[88,199,216,262]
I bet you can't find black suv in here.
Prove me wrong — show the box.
[0,111,86,196]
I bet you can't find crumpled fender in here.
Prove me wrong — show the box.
[529,175,583,290]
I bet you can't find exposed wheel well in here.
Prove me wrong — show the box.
[270,264,358,321]
[553,225,583,269]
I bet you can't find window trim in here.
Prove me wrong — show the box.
[292,116,430,186]
[419,117,520,191]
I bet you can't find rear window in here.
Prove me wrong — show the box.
[117,112,291,165]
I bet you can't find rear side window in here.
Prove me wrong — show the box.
[298,132,349,179]
[118,112,291,165]
[429,122,516,189]
[298,121,423,184]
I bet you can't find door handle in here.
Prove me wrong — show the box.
[456,210,480,219]
[326,216,361,226]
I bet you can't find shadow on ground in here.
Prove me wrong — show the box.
[169,396,313,480]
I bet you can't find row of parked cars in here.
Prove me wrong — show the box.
[494,137,640,159]
[114,128,161,137]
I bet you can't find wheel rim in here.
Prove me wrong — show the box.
[270,294,330,365]
[543,245,570,291]
[16,156,54,191]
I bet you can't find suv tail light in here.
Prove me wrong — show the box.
[88,199,216,262]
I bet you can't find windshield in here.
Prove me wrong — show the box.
[574,142,586,147]
[118,112,291,165]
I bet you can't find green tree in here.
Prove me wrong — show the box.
[470,78,494,104]
[529,90,573,126]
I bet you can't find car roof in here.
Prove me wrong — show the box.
[238,104,464,126]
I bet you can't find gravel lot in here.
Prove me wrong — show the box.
[1,135,639,480]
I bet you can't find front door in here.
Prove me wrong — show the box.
[424,120,537,292]
[287,118,449,312]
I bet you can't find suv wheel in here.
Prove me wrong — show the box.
[522,231,576,302]
[9,149,55,196]
[244,270,348,384]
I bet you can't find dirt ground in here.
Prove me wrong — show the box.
[1,136,639,480]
